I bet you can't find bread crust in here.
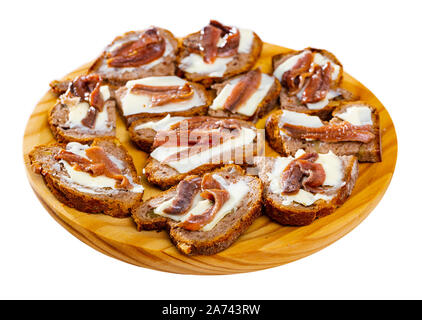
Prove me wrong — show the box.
[29,138,143,217]
[132,165,263,255]
[177,31,263,86]
[256,155,358,226]
[208,74,281,123]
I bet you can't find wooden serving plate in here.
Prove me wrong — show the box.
[23,42,397,275]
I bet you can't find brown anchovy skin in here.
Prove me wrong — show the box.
[196,20,240,63]
[163,176,202,215]
[130,83,194,107]
[281,122,375,143]
[282,50,313,95]
[300,63,332,104]
[54,147,131,189]
[280,152,326,195]
[81,106,98,129]
[106,28,165,68]
[223,69,262,112]
[177,188,230,231]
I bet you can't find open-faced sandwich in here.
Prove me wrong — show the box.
[114,75,211,126]
[265,101,382,162]
[272,47,356,120]
[48,75,116,143]
[178,20,262,86]
[208,68,281,123]
[132,165,263,255]
[29,138,144,217]
[143,117,259,189]
[255,149,358,226]
[88,27,179,84]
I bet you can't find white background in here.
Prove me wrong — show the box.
[1,0,421,300]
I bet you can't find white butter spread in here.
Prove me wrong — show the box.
[335,106,373,126]
[60,142,144,194]
[66,102,110,131]
[179,53,233,77]
[266,149,344,206]
[210,73,275,116]
[150,127,256,173]
[134,114,188,132]
[153,175,249,231]
[120,76,205,116]
[279,110,324,128]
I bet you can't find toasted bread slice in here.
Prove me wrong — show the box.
[208,69,281,123]
[128,115,190,152]
[255,151,358,226]
[132,165,262,255]
[88,27,179,85]
[28,138,144,217]
[114,76,211,126]
[265,102,382,162]
[177,21,263,86]
[143,117,259,189]
[272,47,357,120]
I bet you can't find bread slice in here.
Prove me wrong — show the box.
[177,21,263,86]
[28,138,144,217]
[143,117,259,189]
[265,102,382,162]
[88,27,179,85]
[132,165,263,255]
[272,47,356,120]
[114,76,211,126]
[208,69,281,123]
[128,115,190,153]
[255,151,358,226]
[48,99,116,143]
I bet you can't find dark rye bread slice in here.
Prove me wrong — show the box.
[143,118,258,189]
[177,30,263,86]
[265,103,382,162]
[255,155,358,226]
[208,73,281,123]
[128,116,189,153]
[272,48,357,120]
[28,138,143,218]
[88,28,179,85]
[48,100,117,143]
[132,165,263,255]
[115,81,211,127]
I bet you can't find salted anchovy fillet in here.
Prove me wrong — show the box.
[130,83,193,106]
[106,28,165,68]
[163,176,202,215]
[194,20,240,63]
[55,146,131,188]
[177,174,230,231]
[223,69,262,112]
[281,122,375,143]
[280,152,326,195]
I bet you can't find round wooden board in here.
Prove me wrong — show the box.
[23,42,397,275]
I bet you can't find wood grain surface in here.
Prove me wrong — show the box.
[23,42,397,275]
